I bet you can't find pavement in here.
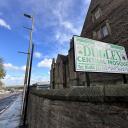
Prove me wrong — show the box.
[0,94,23,128]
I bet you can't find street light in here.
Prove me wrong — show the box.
[24,13,32,18]
[24,13,34,30]
[23,13,34,87]
[22,13,34,126]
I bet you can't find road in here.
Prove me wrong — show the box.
[0,94,22,128]
[0,93,20,114]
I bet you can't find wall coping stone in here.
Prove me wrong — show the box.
[30,84,128,103]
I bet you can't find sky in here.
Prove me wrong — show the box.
[0,0,91,86]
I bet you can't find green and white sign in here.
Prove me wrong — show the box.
[74,36,128,74]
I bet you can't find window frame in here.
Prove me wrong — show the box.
[94,22,110,40]
[94,8,101,20]
[91,7,102,23]
[101,25,109,37]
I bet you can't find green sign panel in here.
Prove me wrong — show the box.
[74,36,128,74]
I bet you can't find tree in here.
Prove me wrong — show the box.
[0,58,6,79]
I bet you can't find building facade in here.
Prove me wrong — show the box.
[80,0,128,85]
[50,54,69,89]
[50,0,128,89]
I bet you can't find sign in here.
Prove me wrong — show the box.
[74,36,128,74]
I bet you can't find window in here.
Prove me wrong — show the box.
[94,9,101,19]
[102,26,109,37]
[92,8,102,22]
[96,25,109,40]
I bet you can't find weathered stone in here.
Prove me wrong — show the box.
[27,87,128,128]
[81,0,128,84]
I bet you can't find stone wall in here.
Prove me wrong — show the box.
[27,86,128,128]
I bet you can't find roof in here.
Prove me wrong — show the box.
[57,54,67,62]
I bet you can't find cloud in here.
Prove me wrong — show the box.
[61,21,78,34]
[34,52,42,58]
[53,9,78,33]
[2,74,50,86]
[54,9,80,34]
[2,72,50,86]
[2,74,24,86]
[4,75,23,81]
[37,58,52,68]
[4,63,19,70]
[4,63,25,71]
[55,32,71,44]
[31,74,50,84]
[0,18,11,30]
[21,65,26,71]
[52,1,83,45]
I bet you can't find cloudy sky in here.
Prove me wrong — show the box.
[0,0,91,86]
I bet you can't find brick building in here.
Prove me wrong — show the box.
[50,0,128,89]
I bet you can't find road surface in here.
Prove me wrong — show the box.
[0,93,20,114]
[0,94,23,128]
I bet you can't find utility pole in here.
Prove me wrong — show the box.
[22,13,34,126]
[23,43,34,126]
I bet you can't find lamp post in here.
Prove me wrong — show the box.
[23,13,34,97]
[22,13,34,126]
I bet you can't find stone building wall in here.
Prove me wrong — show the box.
[68,42,79,87]
[65,59,70,88]
[52,55,67,89]
[81,0,127,42]
[80,0,128,85]
[50,42,79,89]
[78,72,87,86]
[50,59,55,89]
